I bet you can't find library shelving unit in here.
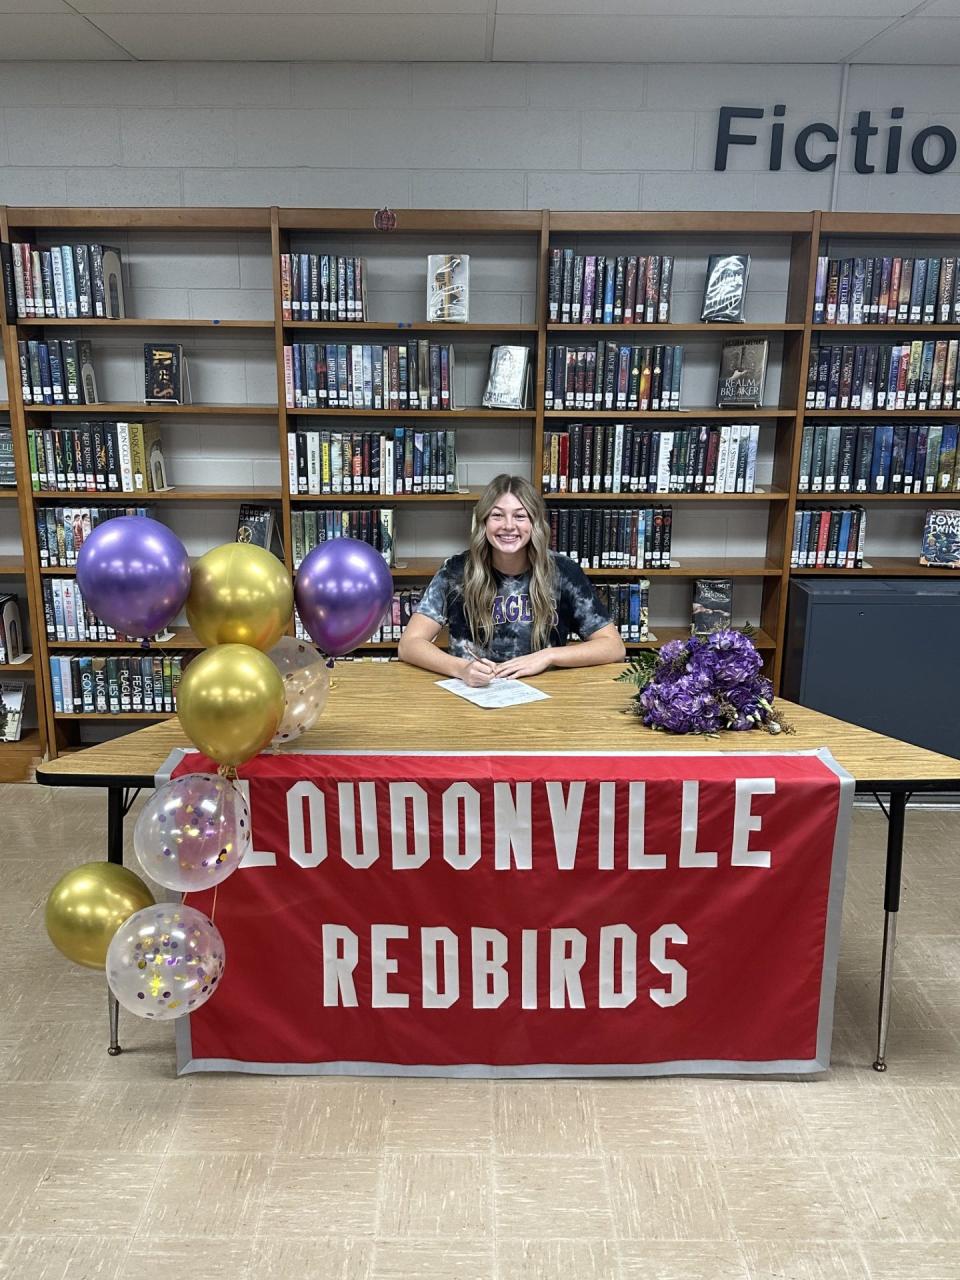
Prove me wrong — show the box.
[2,205,957,766]
[543,212,818,680]
[796,211,960,580]
[0,206,280,763]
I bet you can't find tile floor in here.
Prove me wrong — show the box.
[0,785,958,1279]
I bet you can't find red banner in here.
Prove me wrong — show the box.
[164,748,852,1077]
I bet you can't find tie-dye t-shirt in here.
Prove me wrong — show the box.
[415,551,612,662]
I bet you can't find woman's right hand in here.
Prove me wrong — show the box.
[460,656,498,688]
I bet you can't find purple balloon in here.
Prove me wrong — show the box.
[76,516,191,639]
[295,537,393,656]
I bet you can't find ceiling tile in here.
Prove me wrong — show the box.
[0,0,73,11]
[497,0,909,12]
[492,14,892,61]
[912,0,960,14]
[74,0,485,12]
[0,14,130,56]
[853,16,960,61]
[89,13,487,59]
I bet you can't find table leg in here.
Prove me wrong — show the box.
[107,786,124,867]
[874,789,907,1072]
[107,786,124,1053]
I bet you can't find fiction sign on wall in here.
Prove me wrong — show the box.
[716,106,958,175]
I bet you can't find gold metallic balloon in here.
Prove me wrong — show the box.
[45,862,155,970]
[186,543,293,652]
[177,643,286,768]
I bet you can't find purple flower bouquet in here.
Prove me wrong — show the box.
[620,630,788,736]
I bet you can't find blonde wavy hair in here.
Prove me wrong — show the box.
[462,474,556,652]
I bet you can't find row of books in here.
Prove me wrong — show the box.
[280,253,367,322]
[27,425,168,495]
[550,505,673,569]
[545,343,684,412]
[288,427,458,497]
[0,426,15,487]
[548,250,674,325]
[49,653,183,715]
[806,340,960,412]
[42,577,120,643]
[798,422,960,495]
[18,338,98,406]
[541,423,761,496]
[36,504,150,568]
[791,507,866,569]
[2,241,125,320]
[593,581,650,641]
[290,507,394,569]
[284,341,457,411]
[367,590,424,643]
[813,255,960,326]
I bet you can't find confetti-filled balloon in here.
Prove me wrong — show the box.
[267,636,330,746]
[106,903,225,1021]
[134,773,251,893]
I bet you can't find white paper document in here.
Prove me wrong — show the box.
[435,677,551,710]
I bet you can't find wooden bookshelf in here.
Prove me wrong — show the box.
[3,203,958,762]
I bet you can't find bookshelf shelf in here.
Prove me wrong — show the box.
[39,566,76,576]
[587,559,782,579]
[285,321,538,334]
[390,559,445,578]
[793,559,956,577]
[0,490,19,502]
[544,409,793,420]
[627,626,776,650]
[547,323,804,335]
[289,408,536,420]
[294,490,480,504]
[54,712,174,721]
[33,486,282,503]
[20,318,275,330]
[24,403,279,416]
[47,628,203,652]
[544,488,789,503]
[0,729,42,783]
[811,324,960,335]
[0,558,25,575]
[0,659,33,674]
[804,410,959,419]
[796,491,960,502]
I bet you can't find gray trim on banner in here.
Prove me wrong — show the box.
[812,746,856,1071]
[176,1055,825,1079]
[155,747,190,788]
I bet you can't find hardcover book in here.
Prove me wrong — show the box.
[236,503,277,551]
[920,509,960,568]
[701,254,750,323]
[716,337,768,409]
[144,343,190,404]
[482,345,530,410]
[426,254,469,323]
[690,578,732,634]
[0,679,25,742]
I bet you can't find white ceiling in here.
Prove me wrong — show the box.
[2,0,960,61]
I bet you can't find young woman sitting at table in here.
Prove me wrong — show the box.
[398,474,626,687]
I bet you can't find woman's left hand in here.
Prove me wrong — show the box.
[494,649,554,680]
